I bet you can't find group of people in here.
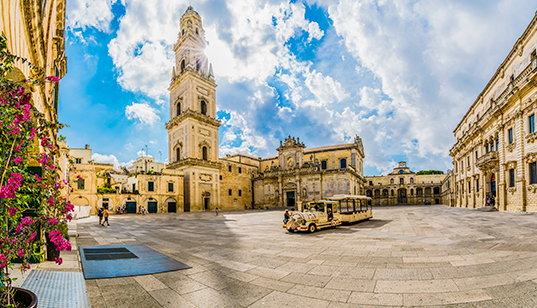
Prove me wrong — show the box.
[486,194,496,207]
[115,205,127,214]
[97,207,110,226]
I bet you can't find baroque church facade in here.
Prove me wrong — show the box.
[165,7,367,211]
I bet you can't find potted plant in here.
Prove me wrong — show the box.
[0,33,73,307]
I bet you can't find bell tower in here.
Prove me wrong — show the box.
[166,6,221,212]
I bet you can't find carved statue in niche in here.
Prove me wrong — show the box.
[287,157,294,169]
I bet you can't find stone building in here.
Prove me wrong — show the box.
[450,12,537,212]
[253,136,366,208]
[127,156,166,173]
[62,143,184,216]
[0,0,67,133]
[365,162,446,206]
[163,7,367,211]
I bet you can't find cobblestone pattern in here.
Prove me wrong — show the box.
[79,206,537,307]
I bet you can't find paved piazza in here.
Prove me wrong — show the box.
[80,205,537,307]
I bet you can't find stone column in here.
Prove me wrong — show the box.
[515,110,527,211]
[498,123,506,210]
[278,176,283,206]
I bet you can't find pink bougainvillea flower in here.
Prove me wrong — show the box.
[8,207,17,217]
[45,75,60,82]
[53,257,63,265]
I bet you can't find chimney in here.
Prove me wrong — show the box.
[85,144,90,149]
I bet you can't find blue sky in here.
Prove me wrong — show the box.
[61,0,537,175]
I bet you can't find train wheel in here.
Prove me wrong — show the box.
[308,224,316,233]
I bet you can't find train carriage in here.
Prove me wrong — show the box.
[328,195,372,224]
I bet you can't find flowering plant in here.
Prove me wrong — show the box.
[0,33,72,306]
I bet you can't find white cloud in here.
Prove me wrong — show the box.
[125,102,160,126]
[206,1,324,82]
[66,0,119,33]
[219,110,268,156]
[323,0,537,171]
[136,150,153,158]
[92,153,134,168]
[107,0,188,98]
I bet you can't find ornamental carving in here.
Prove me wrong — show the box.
[199,174,212,182]
[506,142,516,153]
[525,152,537,163]
[528,184,537,193]
[504,160,517,169]
[526,132,537,143]
[507,187,517,194]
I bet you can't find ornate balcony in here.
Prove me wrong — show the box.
[476,151,499,172]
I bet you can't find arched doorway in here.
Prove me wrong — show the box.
[165,198,177,213]
[397,188,407,203]
[125,200,137,213]
[491,173,496,197]
[147,200,158,213]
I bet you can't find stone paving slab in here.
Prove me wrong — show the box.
[78,205,537,307]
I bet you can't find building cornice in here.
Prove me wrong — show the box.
[165,109,221,130]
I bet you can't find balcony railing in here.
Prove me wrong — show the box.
[476,151,499,170]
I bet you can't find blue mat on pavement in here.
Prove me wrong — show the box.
[22,270,90,308]
[79,244,191,279]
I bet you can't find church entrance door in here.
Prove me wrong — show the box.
[204,198,210,211]
[286,191,295,208]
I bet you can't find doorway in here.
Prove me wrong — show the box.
[204,198,210,211]
[491,173,496,197]
[126,202,136,214]
[168,202,177,213]
[397,189,407,203]
[148,201,157,213]
[286,191,295,207]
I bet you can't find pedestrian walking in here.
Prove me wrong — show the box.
[98,207,104,225]
[102,207,110,226]
[215,207,219,216]
[141,206,146,215]
[283,210,290,224]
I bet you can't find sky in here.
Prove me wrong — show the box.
[60,0,537,176]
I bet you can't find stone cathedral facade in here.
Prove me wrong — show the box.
[165,7,367,211]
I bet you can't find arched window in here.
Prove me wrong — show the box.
[400,178,404,184]
[196,59,201,71]
[182,29,184,36]
[410,178,414,184]
[180,59,185,73]
[410,189,414,195]
[202,146,208,160]
[200,100,207,115]
[176,147,181,162]
[434,187,440,194]
[176,102,181,117]
[390,178,394,184]
[391,190,394,196]
[196,28,199,34]
[340,159,347,169]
